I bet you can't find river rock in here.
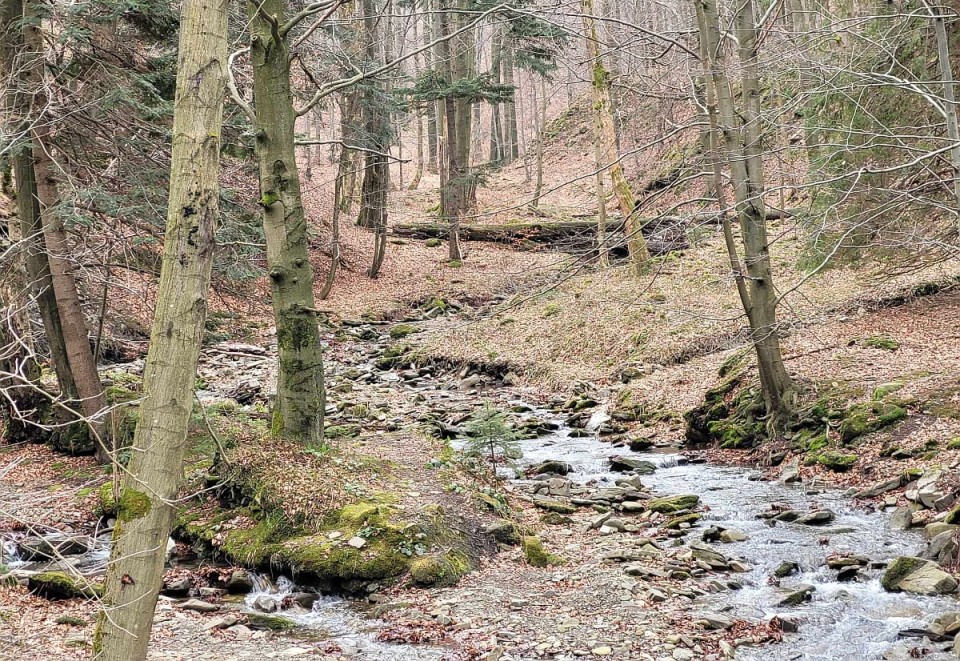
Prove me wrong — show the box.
[924,523,958,540]
[533,497,577,514]
[856,477,904,499]
[720,529,748,543]
[882,556,958,595]
[547,478,571,497]
[923,530,959,566]
[18,534,92,560]
[204,614,241,630]
[931,611,960,636]
[161,575,192,597]
[696,613,734,630]
[180,598,220,613]
[530,460,573,476]
[837,566,860,582]
[483,521,520,545]
[226,569,255,594]
[778,584,815,606]
[648,495,699,513]
[689,542,730,569]
[779,459,801,484]
[253,595,279,613]
[774,561,799,578]
[609,456,656,474]
[795,510,835,526]
[889,507,915,530]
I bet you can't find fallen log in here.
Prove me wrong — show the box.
[390,208,796,256]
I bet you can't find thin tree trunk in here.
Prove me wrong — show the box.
[531,76,547,211]
[438,4,464,260]
[249,0,325,446]
[489,27,504,163]
[928,0,960,221]
[94,0,228,656]
[24,0,109,460]
[503,43,519,162]
[581,0,649,272]
[697,0,793,427]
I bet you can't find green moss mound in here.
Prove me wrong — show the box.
[838,400,907,444]
[881,556,928,591]
[648,494,700,513]
[389,324,417,340]
[28,572,102,600]
[522,536,564,568]
[817,451,858,472]
[409,552,470,587]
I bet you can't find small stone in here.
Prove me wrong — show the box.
[348,536,367,549]
[591,646,612,656]
[204,614,241,630]
[719,529,748,543]
[253,595,279,613]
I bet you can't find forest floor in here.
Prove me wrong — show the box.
[5,137,960,660]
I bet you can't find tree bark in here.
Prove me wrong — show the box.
[93,0,228,656]
[24,0,109,460]
[489,26,504,163]
[437,4,464,260]
[927,0,960,222]
[581,0,650,272]
[503,42,519,163]
[249,0,325,446]
[697,0,794,428]
[531,76,547,211]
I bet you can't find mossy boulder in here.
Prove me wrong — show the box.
[389,324,417,340]
[648,495,700,514]
[660,513,702,530]
[817,451,858,472]
[409,552,470,587]
[247,613,297,631]
[522,536,563,568]
[28,572,102,600]
[882,556,958,594]
[838,400,907,444]
[541,512,574,525]
[377,344,412,370]
[425,238,442,248]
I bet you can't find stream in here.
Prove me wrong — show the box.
[512,404,960,660]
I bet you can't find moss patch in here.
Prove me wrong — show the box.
[28,572,102,600]
[817,450,858,472]
[389,324,417,340]
[838,400,908,444]
[522,536,564,568]
[409,552,470,587]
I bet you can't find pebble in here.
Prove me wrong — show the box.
[591,646,612,656]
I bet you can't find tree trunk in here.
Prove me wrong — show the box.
[697,0,794,428]
[24,0,109,460]
[319,145,345,300]
[581,0,649,272]
[249,0,325,446]
[503,42,519,163]
[438,4,464,260]
[928,0,960,221]
[531,76,547,211]
[358,0,389,276]
[425,1,439,173]
[489,27,504,163]
[94,0,228,656]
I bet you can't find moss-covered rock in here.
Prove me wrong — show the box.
[838,400,908,444]
[425,238,442,248]
[817,451,858,472]
[389,324,417,340]
[28,572,102,600]
[409,552,470,587]
[660,513,702,530]
[522,536,563,568]
[540,512,574,525]
[864,335,900,351]
[376,344,412,370]
[648,494,700,513]
[247,613,297,631]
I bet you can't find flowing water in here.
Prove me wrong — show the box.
[514,404,960,660]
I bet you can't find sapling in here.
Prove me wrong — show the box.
[463,403,522,480]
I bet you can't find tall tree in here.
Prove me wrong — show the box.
[580,0,649,272]
[696,0,794,427]
[247,0,326,446]
[94,0,228,656]
[23,0,110,459]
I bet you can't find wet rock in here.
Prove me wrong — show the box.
[661,513,702,530]
[287,592,318,609]
[18,534,92,560]
[931,611,960,637]
[826,554,869,569]
[779,459,801,484]
[648,494,700,514]
[689,542,730,569]
[837,566,860,582]
[770,615,799,633]
[923,530,959,566]
[253,595,279,613]
[795,510,835,526]
[530,460,573,476]
[778,584,815,606]
[719,529,748,543]
[608,456,656,474]
[773,561,800,578]
[204,614,241,630]
[882,556,958,595]
[614,475,645,490]
[889,507,915,530]
[483,521,520,545]
[225,568,255,594]
[180,598,220,613]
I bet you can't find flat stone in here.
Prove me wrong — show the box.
[696,614,733,630]
[347,536,367,549]
[180,599,219,613]
[795,510,835,526]
[719,529,748,543]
